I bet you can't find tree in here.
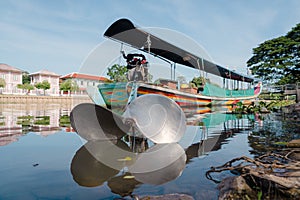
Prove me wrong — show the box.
[0,78,5,88]
[17,83,34,95]
[107,64,128,82]
[60,79,79,92]
[35,80,50,95]
[22,72,30,84]
[0,78,5,94]
[247,23,300,85]
[17,71,33,94]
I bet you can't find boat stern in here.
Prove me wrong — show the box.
[98,82,129,110]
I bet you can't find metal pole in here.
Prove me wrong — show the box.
[170,63,173,80]
[230,73,232,96]
[201,58,205,79]
[173,63,176,80]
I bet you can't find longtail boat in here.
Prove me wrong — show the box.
[96,19,262,114]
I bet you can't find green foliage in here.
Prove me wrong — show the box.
[17,116,32,126]
[0,78,6,88]
[59,115,70,127]
[34,116,50,125]
[16,115,52,126]
[17,83,34,94]
[259,93,284,101]
[0,116,5,126]
[247,23,300,84]
[60,79,79,92]
[190,76,206,88]
[35,80,50,95]
[233,100,294,114]
[22,72,30,84]
[107,64,128,82]
[189,82,196,88]
[269,100,294,108]
[233,102,260,114]
[257,190,262,200]
[273,141,288,146]
[17,115,34,120]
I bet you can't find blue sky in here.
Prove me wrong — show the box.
[1,0,300,77]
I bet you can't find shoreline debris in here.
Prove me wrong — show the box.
[206,149,300,199]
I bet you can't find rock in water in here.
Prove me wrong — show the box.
[218,176,257,200]
[140,193,194,200]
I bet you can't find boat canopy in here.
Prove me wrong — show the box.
[104,18,254,83]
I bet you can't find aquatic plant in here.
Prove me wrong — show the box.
[233,100,295,114]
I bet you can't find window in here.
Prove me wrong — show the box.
[0,74,5,79]
[81,81,83,86]
[13,75,18,81]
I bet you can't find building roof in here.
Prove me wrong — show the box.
[0,63,22,73]
[29,69,60,77]
[60,72,109,82]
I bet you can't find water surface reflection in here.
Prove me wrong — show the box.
[70,110,255,198]
[0,103,257,199]
[0,103,74,146]
[71,140,186,197]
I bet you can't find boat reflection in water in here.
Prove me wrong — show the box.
[71,139,186,197]
[70,111,254,198]
[182,113,254,160]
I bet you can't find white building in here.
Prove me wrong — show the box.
[60,72,109,94]
[0,63,23,94]
[30,69,60,96]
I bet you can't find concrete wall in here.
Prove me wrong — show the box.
[0,95,92,104]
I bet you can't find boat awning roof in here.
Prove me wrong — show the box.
[104,18,254,83]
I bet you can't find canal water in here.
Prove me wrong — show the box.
[0,103,298,199]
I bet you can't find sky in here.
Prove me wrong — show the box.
[1,0,300,78]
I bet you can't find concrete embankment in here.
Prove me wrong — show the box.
[0,94,92,105]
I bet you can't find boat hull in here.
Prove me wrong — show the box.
[98,82,258,115]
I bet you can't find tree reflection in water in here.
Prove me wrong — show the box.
[0,103,73,146]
